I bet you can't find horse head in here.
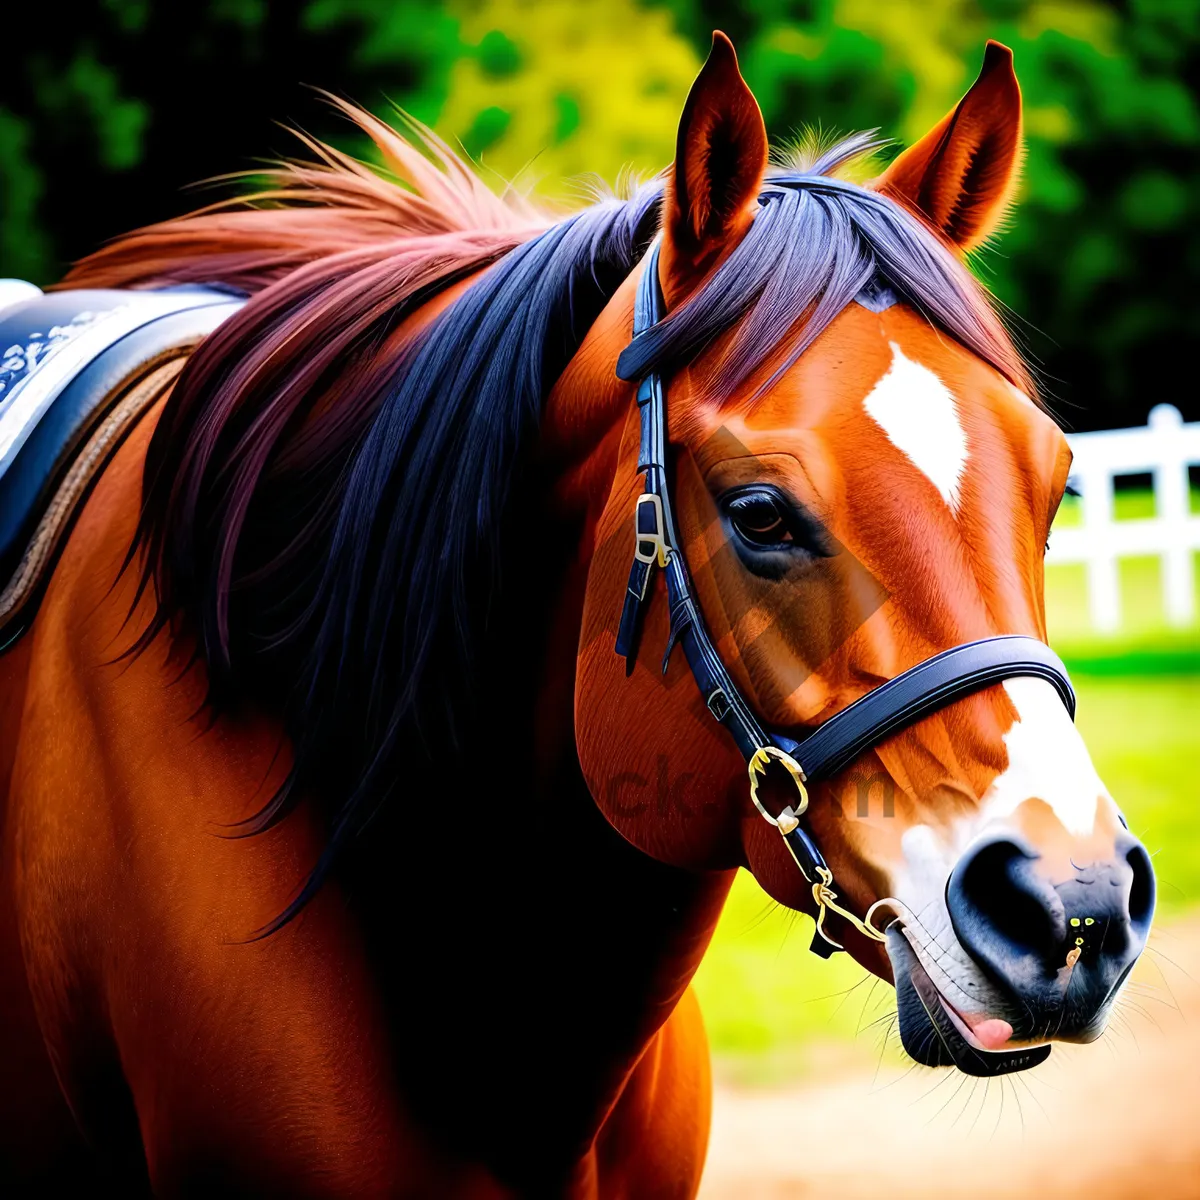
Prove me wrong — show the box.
[570,35,1154,1073]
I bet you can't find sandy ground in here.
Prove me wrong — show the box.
[700,917,1200,1199]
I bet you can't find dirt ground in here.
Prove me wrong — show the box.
[700,916,1200,1200]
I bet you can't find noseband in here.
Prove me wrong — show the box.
[613,242,1076,958]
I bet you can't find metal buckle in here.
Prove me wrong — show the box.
[633,493,670,568]
[747,746,885,949]
[747,745,809,834]
[811,867,891,949]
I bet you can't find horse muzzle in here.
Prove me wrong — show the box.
[887,829,1156,1075]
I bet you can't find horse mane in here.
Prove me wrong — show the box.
[61,98,550,294]
[62,105,1033,920]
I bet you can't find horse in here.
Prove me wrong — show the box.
[0,32,1155,1197]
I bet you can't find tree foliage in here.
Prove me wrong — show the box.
[2,0,1196,428]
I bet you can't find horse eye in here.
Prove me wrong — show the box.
[725,491,794,549]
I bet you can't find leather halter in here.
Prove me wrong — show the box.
[613,242,1076,957]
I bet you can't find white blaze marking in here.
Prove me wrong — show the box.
[883,684,1109,1022]
[983,678,1104,837]
[863,343,968,514]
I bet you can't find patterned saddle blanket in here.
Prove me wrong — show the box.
[0,280,243,648]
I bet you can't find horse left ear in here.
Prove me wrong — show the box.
[666,31,768,268]
[873,41,1023,252]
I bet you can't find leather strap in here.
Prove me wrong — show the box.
[775,635,1075,783]
[614,247,781,753]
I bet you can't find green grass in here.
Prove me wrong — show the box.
[1045,556,1200,675]
[693,873,899,1083]
[694,489,1200,1081]
[1072,673,1200,914]
[1052,482,1200,527]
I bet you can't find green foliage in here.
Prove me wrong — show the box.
[0,0,1196,425]
[0,1,463,284]
[0,107,49,283]
[302,0,461,124]
[437,0,698,189]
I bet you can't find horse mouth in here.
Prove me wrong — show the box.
[889,929,1051,1077]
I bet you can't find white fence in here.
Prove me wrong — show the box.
[1046,404,1200,632]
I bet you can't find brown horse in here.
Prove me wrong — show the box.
[0,34,1153,1197]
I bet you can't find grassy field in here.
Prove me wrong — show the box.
[694,494,1200,1081]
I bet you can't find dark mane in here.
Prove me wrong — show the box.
[63,108,1032,917]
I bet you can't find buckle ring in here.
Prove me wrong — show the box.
[747,745,809,834]
[633,493,670,568]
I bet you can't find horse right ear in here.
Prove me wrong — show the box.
[873,41,1023,252]
[665,32,768,272]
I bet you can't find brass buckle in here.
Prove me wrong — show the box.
[633,493,670,568]
[747,745,809,834]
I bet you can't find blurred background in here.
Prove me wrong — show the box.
[2,0,1198,432]
[2,2,1198,1195]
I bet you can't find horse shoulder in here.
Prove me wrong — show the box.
[577,985,711,1200]
[9,398,499,1196]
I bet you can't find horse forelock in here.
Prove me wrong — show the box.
[76,106,1034,923]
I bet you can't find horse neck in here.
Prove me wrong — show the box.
[347,331,732,1183]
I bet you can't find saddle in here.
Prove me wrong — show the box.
[0,280,244,649]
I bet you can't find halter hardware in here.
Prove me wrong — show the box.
[613,239,1078,958]
[747,747,886,949]
[633,493,670,569]
[808,867,889,951]
[747,745,808,834]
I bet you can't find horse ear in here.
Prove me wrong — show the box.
[666,31,768,267]
[874,41,1023,252]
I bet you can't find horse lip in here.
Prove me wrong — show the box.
[893,928,1052,1077]
[931,983,992,1053]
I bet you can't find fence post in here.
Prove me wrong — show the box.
[1150,404,1196,627]
[1080,463,1120,632]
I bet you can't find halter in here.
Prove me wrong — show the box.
[614,242,1076,957]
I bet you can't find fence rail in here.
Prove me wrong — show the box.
[1046,404,1200,632]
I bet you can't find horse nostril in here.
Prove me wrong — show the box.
[947,837,1063,962]
[1124,837,1156,930]
[947,830,1157,1009]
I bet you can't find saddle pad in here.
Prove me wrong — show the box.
[0,281,244,648]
